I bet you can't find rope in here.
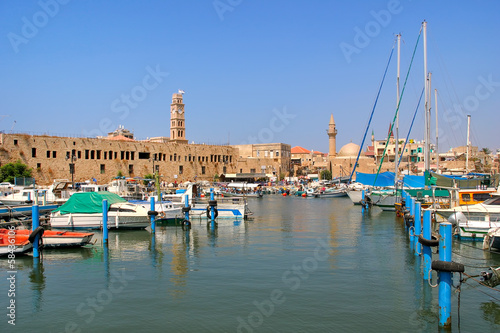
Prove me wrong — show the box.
[451,250,490,261]
[348,40,396,183]
[463,272,500,294]
[373,28,422,186]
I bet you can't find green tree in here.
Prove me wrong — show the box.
[0,160,32,183]
[320,169,332,180]
[481,147,491,155]
[117,170,124,177]
[144,173,154,186]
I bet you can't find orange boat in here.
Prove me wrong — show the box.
[0,228,94,248]
[0,231,32,256]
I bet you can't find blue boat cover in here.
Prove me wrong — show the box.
[402,175,425,188]
[355,172,395,187]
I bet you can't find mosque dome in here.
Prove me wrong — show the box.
[338,142,364,157]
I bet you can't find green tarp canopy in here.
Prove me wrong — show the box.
[431,172,500,189]
[405,188,450,199]
[53,191,127,215]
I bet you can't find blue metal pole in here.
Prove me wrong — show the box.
[32,190,40,258]
[184,194,189,220]
[150,196,156,234]
[422,210,432,280]
[210,188,215,223]
[361,189,365,213]
[102,199,108,245]
[438,222,452,329]
[409,197,415,247]
[414,202,421,255]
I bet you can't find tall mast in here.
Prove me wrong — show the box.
[423,20,431,174]
[466,114,471,174]
[395,34,401,182]
[435,89,439,174]
[427,72,432,170]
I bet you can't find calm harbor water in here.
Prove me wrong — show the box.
[2,196,500,332]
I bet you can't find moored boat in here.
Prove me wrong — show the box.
[435,190,500,239]
[50,191,150,230]
[0,230,32,256]
[0,228,94,248]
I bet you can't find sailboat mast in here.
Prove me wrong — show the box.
[423,20,430,173]
[435,89,439,173]
[395,34,401,182]
[427,72,432,170]
[466,114,471,173]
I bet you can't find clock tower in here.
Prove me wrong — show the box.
[170,91,188,144]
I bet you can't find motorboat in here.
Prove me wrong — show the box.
[50,191,151,230]
[108,178,146,200]
[0,228,94,248]
[130,199,183,223]
[435,190,500,239]
[313,186,347,198]
[0,230,32,256]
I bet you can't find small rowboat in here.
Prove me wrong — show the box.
[0,231,32,256]
[0,228,94,248]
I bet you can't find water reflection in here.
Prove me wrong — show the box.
[29,257,45,313]
[481,301,500,325]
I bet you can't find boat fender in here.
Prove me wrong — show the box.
[418,234,439,247]
[206,206,219,219]
[29,226,45,244]
[25,200,33,204]
[431,260,465,273]
[182,206,191,213]
[147,210,159,216]
[208,200,217,207]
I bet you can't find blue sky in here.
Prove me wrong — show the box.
[1,0,499,154]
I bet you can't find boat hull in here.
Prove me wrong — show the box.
[50,213,150,230]
[5,229,94,247]
[0,232,32,256]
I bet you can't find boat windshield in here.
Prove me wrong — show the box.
[482,197,500,206]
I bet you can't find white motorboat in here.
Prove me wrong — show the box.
[436,191,500,239]
[50,192,150,230]
[130,200,184,222]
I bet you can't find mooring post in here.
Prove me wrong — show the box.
[410,197,415,217]
[184,194,190,221]
[150,196,156,234]
[42,190,47,206]
[422,210,432,280]
[414,202,422,255]
[408,197,416,247]
[361,189,365,213]
[210,188,215,223]
[102,199,108,245]
[32,190,40,258]
[438,222,452,329]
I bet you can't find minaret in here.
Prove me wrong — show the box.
[327,114,337,158]
[170,91,188,144]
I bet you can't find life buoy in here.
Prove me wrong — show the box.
[206,206,218,219]
[29,226,45,244]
